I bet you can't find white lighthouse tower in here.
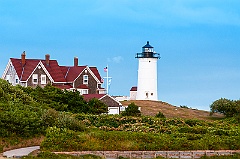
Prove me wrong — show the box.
[136,41,160,101]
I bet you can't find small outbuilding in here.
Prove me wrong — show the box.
[130,86,137,100]
[83,94,122,115]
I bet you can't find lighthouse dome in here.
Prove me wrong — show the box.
[136,41,160,59]
[142,41,153,48]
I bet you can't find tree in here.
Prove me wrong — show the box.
[87,98,108,115]
[121,102,141,116]
[210,98,238,117]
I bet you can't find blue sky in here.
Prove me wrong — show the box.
[1,0,240,110]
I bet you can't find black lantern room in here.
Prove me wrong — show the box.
[135,41,160,59]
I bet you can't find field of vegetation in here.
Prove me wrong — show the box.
[0,78,240,158]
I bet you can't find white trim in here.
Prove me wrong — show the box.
[41,74,47,84]
[32,74,38,84]
[87,66,101,83]
[73,66,101,85]
[83,75,88,84]
[15,75,19,84]
[2,59,13,79]
[25,61,54,83]
[39,61,54,82]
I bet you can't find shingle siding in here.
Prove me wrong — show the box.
[100,96,120,107]
[27,65,51,87]
[74,71,98,94]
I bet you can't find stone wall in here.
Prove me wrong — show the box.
[55,150,240,159]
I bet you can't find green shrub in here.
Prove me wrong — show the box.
[0,102,44,137]
[42,109,86,132]
[121,103,141,117]
[210,98,239,117]
[155,111,165,118]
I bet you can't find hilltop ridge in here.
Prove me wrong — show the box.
[121,100,223,121]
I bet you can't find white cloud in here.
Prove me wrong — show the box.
[107,56,124,63]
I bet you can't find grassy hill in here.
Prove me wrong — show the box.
[121,100,224,121]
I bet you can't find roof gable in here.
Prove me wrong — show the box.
[6,55,103,84]
[89,67,102,82]
[41,60,66,82]
[11,58,40,81]
[10,58,66,82]
[83,94,122,106]
[82,94,105,101]
[61,66,85,82]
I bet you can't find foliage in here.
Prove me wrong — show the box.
[0,79,34,104]
[180,105,190,109]
[41,109,86,131]
[43,114,240,151]
[0,79,86,138]
[121,102,141,116]
[21,84,88,113]
[20,84,106,115]
[0,102,44,137]
[155,111,165,118]
[87,98,108,114]
[210,98,240,117]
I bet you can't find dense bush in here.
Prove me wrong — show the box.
[42,109,86,132]
[0,102,44,137]
[20,84,108,115]
[87,98,108,114]
[210,98,240,117]
[121,102,141,116]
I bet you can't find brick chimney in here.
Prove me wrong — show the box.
[45,54,50,66]
[21,51,26,66]
[74,57,78,67]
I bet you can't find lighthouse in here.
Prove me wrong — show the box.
[135,41,160,101]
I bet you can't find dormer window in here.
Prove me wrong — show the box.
[32,74,38,84]
[83,75,88,84]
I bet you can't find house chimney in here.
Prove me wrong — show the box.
[74,57,78,67]
[45,54,50,66]
[21,51,26,66]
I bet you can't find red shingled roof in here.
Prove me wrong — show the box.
[76,84,89,89]
[53,84,72,89]
[41,60,66,82]
[89,67,102,82]
[11,58,66,82]
[60,66,85,82]
[11,58,39,81]
[83,94,105,101]
[10,56,103,85]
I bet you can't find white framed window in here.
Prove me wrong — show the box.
[83,75,88,84]
[16,79,19,84]
[32,74,38,84]
[82,89,88,94]
[41,75,46,84]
